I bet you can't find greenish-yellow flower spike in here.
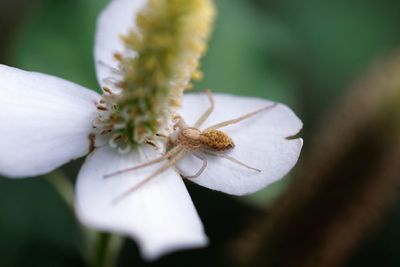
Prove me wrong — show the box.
[113,0,216,146]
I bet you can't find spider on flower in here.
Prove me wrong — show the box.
[105,90,277,203]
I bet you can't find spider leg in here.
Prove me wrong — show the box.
[175,152,208,179]
[203,151,261,173]
[172,114,189,131]
[193,89,215,128]
[204,103,278,131]
[112,150,187,204]
[103,145,182,178]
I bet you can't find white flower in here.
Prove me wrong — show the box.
[0,0,303,261]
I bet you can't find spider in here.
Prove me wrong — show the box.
[106,90,277,203]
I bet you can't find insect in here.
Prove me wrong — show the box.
[106,90,277,203]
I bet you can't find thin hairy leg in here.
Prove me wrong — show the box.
[205,103,278,131]
[172,115,188,131]
[175,152,208,179]
[203,151,261,172]
[193,89,215,128]
[104,145,182,178]
[112,150,186,204]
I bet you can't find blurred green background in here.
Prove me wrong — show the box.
[1,0,400,266]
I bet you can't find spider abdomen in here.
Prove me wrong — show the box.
[200,130,235,151]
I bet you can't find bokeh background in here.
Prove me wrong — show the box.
[1,0,400,266]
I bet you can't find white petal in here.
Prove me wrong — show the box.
[0,64,100,178]
[176,93,303,195]
[75,145,208,260]
[94,0,146,89]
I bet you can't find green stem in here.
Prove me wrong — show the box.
[45,170,74,208]
[45,170,124,267]
[88,232,124,267]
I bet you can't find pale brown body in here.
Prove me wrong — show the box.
[177,127,234,151]
[106,90,277,204]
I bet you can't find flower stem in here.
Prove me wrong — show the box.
[45,170,124,267]
[45,170,74,208]
[88,232,124,267]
